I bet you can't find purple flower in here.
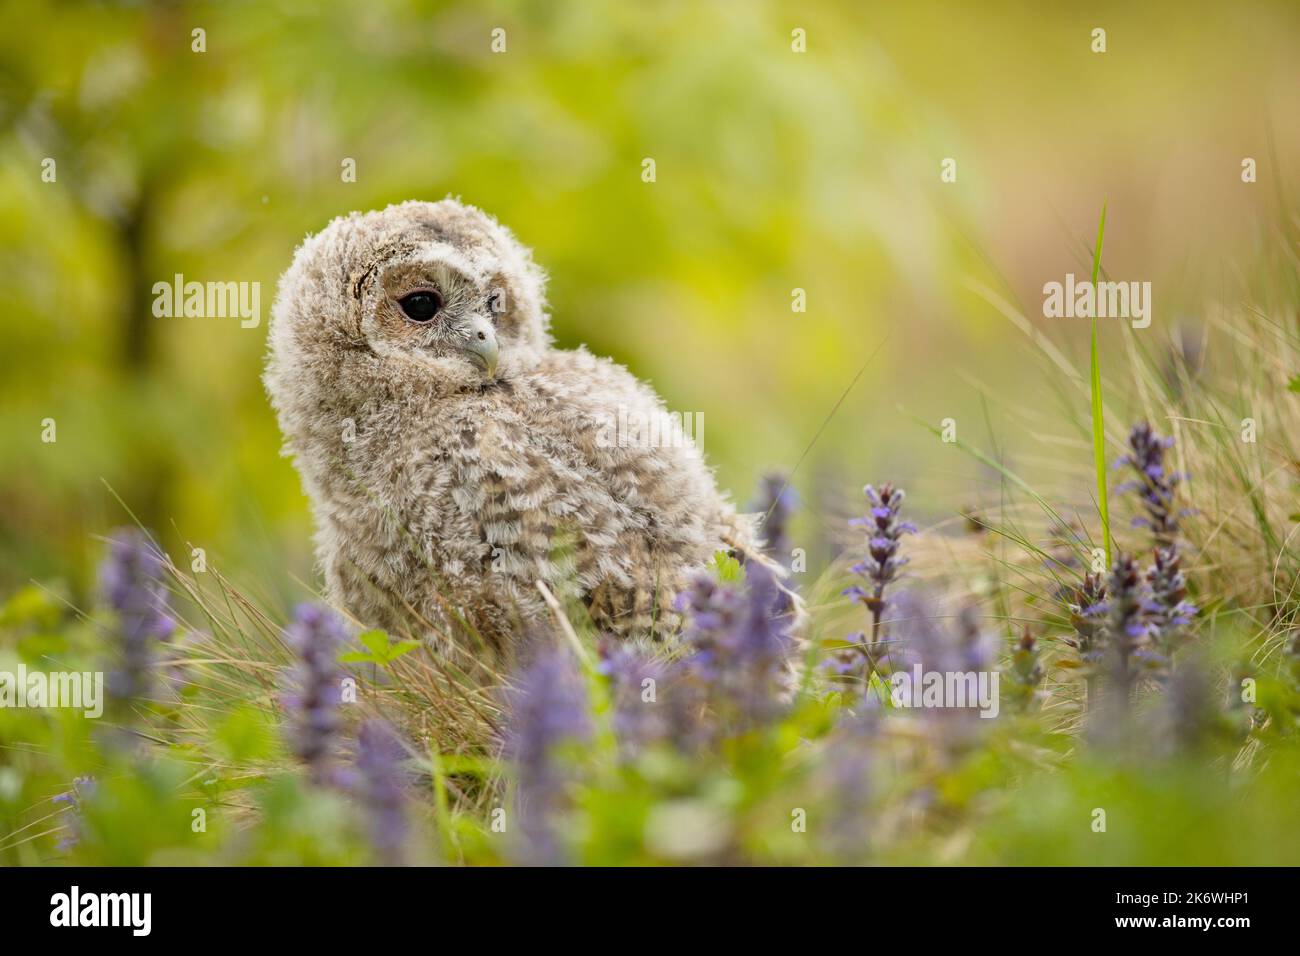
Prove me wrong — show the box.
[821,703,880,858]
[1067,573,1109,660]
[354,720,408,866]
[503,646,590,865]
[819,644,866,683]
[1105,553,1149,705]
[1144,546,1197,666]
[1116,423,1198,676]
[1118,422,1184,550]
[844,483,915,671]
[1087,554,1157,749]
[888,590,955,675]
[52,776,96,853]
[597,640,669,752]
[749,472,798,567]
[673,573,747,670]
[731,562,797,717]
[100,529,174,704]
[882,591,996,738]
[1066,572,1109,706]
[674,561,796,736]
[282,603,348,786]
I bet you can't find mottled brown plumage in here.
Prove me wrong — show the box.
[265,199,758,658]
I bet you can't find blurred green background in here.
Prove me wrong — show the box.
[2,0,1298,605]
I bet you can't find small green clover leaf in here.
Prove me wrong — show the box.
[338,629,421,666]
[711,550,745,583]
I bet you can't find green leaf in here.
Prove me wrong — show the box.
[866,669,894,707]
[711,550,744,583]
[384,639,421,662]
[358,629,390,655]
[214,705,274,763]
[338,650,377,664]
[340,632,418,666]
[1288,375,1300,393]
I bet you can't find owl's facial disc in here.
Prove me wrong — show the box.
[378,257,501,379]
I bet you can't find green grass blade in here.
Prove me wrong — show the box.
[1090,201,1110,566]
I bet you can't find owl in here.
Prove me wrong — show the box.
[265,199,763,659]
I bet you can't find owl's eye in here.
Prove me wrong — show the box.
[398,290,443,322]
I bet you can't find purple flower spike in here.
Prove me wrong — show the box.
[597,640,668,753]
[674,561,796,737]
[844,482,914,671]
[1118,423,1197,675]
[749,472,798,567]
[1119,423,1183,550]
[503,646,591,865]
[355,720,409,866]
[1145,546,1197,663]
[53,776,96,853]
[100,528,174,705]
[283,603,348,786]
[822,702,880,858]
[1066,572,1109,707]
[1105,553,1149,705]
[731,562,797,719]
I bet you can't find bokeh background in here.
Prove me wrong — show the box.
[3,0,1298,608]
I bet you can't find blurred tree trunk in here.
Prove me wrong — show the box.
[119,186,154,371]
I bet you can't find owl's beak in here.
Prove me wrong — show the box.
[462,315,499,378]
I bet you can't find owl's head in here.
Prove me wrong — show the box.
[269,199,550,395]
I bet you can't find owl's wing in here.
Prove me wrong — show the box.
[501,348,751,638]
